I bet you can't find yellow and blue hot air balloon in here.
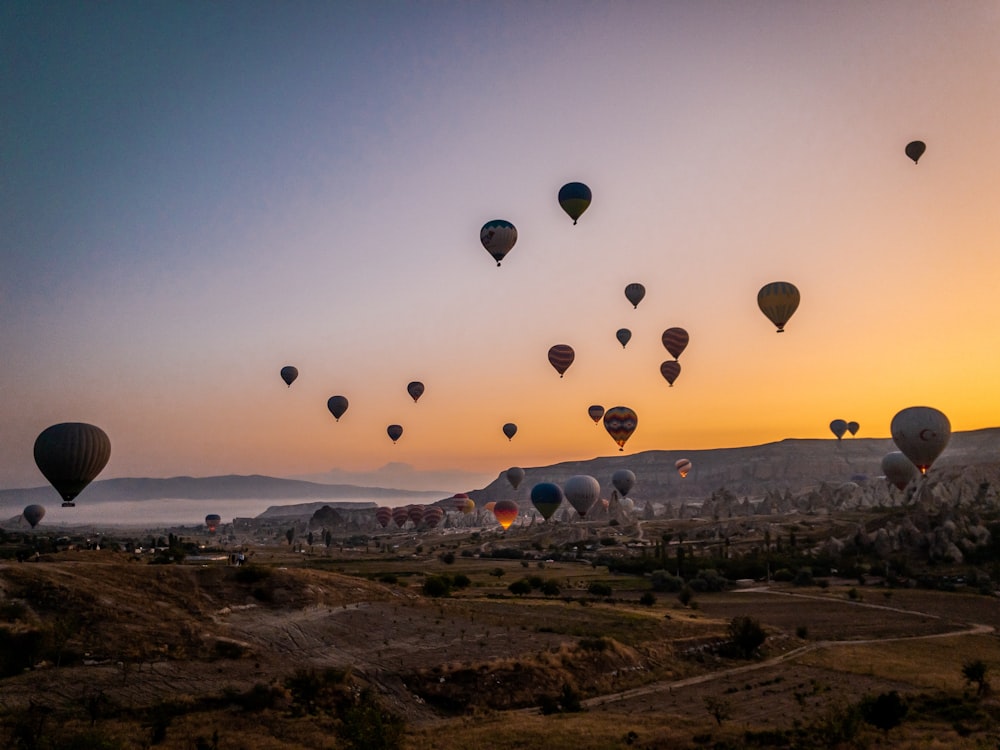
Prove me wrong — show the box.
[558,182,592,225]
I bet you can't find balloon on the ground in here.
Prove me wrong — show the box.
[881,452,917,491]
[530,482,564,520]
[588,405,605,424]
[547,344,575,377]
[890,406,951,475]
[492,499,519,530]
[407,504,425,526]
[830,419,848,441]
[603,407,637,451]
[392,506,410,528]
[564,474,601,518]
[611,469,635,496]
[23,504,45,528]
[506,466,525,490]
[327,396,349,421]
[452,494,475,514]
[407,381,425,403]
[280,366,298,387]
[33,422,111,507]
[905,140,926,164]
[480,219,517,266]
[502,422,518,441]
[423,506,444,528]
[675,459,692,478]
[661,327,689,359]
[624,283,646,308]
[757,282,800,332]
[616,328,632,348]
[205,514,221,533]
[387,424,404,443]
[660,360,681,387]
[847,421,859,436]
[558,182,592,224]
[376,506,393,527]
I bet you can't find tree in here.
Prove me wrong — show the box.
[727,616,766,658]
[639,591,656,606]
[587,582,612,597]
[962,659,990,696]
[705,695,731,726]
[861,691,907,734]
[337,688,405,750]
[508,579,531,596]
[285,528,294,545]
[677,586,694,607]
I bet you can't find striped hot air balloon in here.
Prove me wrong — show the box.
[375,506,393,528]
[616,328,631,348]
[205,514,221,533]
[757,282,800,332]
[588,405,605,424]
[661,328,689,359]
[392,506,410,528]
[407,504,425,527]
[547,344,575,377]
[660,360,681,387]
[423,506,444,528]
[603,407,637,451]
[624,283,646,308]
[492,499,519,530]
[675,459,692,478]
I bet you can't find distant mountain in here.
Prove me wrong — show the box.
[0,474,448,513]
[468,428,1000,506]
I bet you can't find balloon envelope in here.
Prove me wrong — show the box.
[661,327,689,359]
[564,474,601,518]
[757,282,800,332]
[611,469,635,497]
[847,421,859,436]
[407,504,425,526]
[588,405,605,424]
[558,182,592,224]
[480,219,517,266]
[392,506,410,528]
[492,499,519,530]
[530,482,564,520]
[23,504,45,528]
[890,406,951,475]
[375,506,393,528]
[675,459,691,478]
[506,466,525,490]
[547,344,575,377]
[407,381,425,403]
[616,328,632,348]
[205,514,221,533]
[624,283,646,308]
[33,423,111,506]
[423,506,444,528]
[905,140,926,164]
[659,360,681,387]
[881,452,918,491]
[829,419,848,440]
[603,407,637,451]
[327,396,349,421]
[387,424,404,443]
[280,366,298,387]
[502,422,518,441]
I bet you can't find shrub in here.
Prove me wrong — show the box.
[727,616,766,658]
[793,567,814,586]
[639,591,656,606]
[422,576,451,598]
[540,579,562,597]
[440,551,455,565]
[337,688,405,750]
[678,586,694,607]
[861,691,907,734]
[587,582,613,597]
[508,579,532,596]
[650,570,684,592]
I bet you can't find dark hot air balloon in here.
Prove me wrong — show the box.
[847,421,859,436]
[33,423,111,507]
[387,424,404,443]
[547,344,575,377]
[392,506,410,528]
[603,407,637,451]
[205,514,221,533]
[616,328,632,348]
[407,381,425,403]
[661,327,689,359]
[564,475,600,518]
[624,283,646,308]
[530,482,563,521]
[611,469,635,496]
[423,506,444,528]
[480,219,517,266]
[375,506,393,528]
[830,419,848,441]
[660,360,681,387]
[492,499,519,530]
[502,422,518,441]
[327,396,349,421]
[905,140,926,164]
[506,466,525,490]
[881,452,918,490]
[23,504,45,528]
[407,504,425,526]
[757,282,800,332]
[280,366,298,387]
[890,406,950,475]
[558,182,592,224]
[588,405,605,424]
[675,459,691,478]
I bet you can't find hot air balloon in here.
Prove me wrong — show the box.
[407,381,425,403]
[847,421,860,436]
[483,501,497,514]
[624,283,646,308]
[564,475,600,518]
[502,423,518,441]
[506,466,525,490]
[407,504,425,526]
[375,506,393,528]
[530,482,563,521]
[392,506,410,528]
[611,469,635,497]
[423,506,444,528]
[33,423,111,507]
[616,328,632,348]
[757,282,800,333]
[905,140,926,164]
[480,219,517,266]
[547,344,575,377]
[890,406,951,475]
[558,182,592,224]
[603,407,637,451]
[829,419,848,441]
[660,360,681,387]
[881,452,917,491]
[280,366,298,387]
[23,504,45,528]
[675,459,692,478]
[492,499,519,530]
[588,405,605,424]
[453,494,476,514]
[661,327,689,359]
[327,396,349,421]
[205,514,221,533]
[387,424,404,443]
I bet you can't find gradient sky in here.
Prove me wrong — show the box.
[3,1,1000,493]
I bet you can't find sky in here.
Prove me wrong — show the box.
[3,1,1000,495]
